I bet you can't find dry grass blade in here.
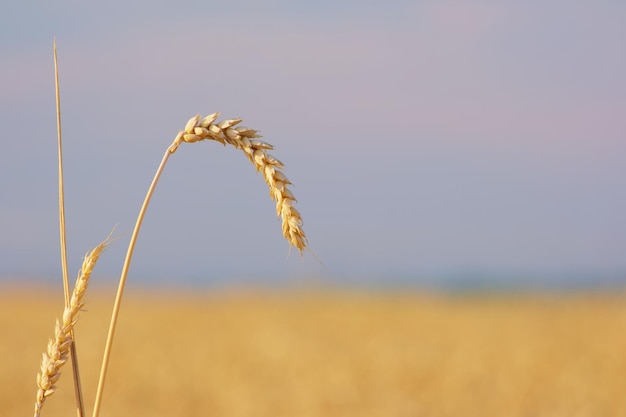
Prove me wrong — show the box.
[54,39,86,417]
[34,236,110,417]
[173,113,309,253]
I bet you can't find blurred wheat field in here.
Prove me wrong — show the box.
[3,287,626,417]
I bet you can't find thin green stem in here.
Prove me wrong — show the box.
[92,142,178,417]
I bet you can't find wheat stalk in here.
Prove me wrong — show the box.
[34,236,110,417]
[54,39,86,417]
[92,113,308,417]
[173,113,308,252]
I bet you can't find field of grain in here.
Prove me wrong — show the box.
[3,287,626,417]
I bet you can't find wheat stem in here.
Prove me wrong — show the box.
[92,147,173,417]
[92,114,308,417]
[54,40,69,308]
[54,39,85,417]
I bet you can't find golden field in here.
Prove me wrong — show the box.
[3,287,626,417]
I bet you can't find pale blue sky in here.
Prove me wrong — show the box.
[1,1,625,288]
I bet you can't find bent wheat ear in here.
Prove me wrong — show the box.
[176,113,308,253]
[34,236,110,417]
[93,114,309,417]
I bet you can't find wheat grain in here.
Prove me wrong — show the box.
[34,237,110,417]
[171,113,308,254]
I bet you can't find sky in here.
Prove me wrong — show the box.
[1,1,625,289]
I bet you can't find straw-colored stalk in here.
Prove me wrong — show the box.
[92,113,308,417]
[34,237,110,417]
[54,39,86,417]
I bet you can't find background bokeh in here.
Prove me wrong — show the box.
[5,289,626,417]
[2,3,626,416]
[1,0,625,289]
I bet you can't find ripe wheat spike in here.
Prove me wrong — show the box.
[34,236,110,417]
[172,113,308,253]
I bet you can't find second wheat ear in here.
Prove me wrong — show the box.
[92,113,309,417]
[34,236,111,417]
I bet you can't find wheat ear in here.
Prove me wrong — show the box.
[34,236,110,417]
[173,113,308,252]
[92,113,308,417]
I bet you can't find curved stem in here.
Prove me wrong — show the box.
[92,143,177,417]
